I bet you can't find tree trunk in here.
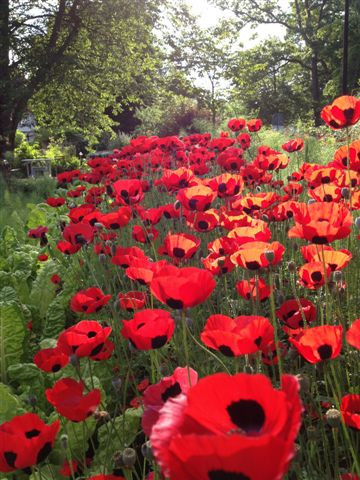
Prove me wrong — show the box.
[342,0,350,94]
[0,0,12,156]
[311,52,321,126]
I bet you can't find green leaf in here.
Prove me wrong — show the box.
[27,205,47,230]
[94,408,143,465]
[0,301,26,383]
[43,296,67,339]
[30,260,58,319]
[0,383,25,423]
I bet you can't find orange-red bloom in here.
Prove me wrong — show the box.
[289,325,343,363]
[321,95,360,130]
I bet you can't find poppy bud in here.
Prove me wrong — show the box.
[159,363,170,376]
[288,261,297,272]
[99,253,106,264]
[333,270,342,282]
[276,292,284,305]
[105,240,113,246]
[111,244,117,256]
[69,203,76,209]
[261,214,269,222]
[141,441,153,460]
[174,200,181,210]
[341,187,350,199]
[308,199,316,204]
[264,250,275,263]
[112,377,122,390]
[256,186,261,192]
[70,354,79,366]
[292,243,299,251]
[325,408,341,427]
[113,450,124,468]
[122,448,136,468]
[355,217,360,229]
[147,233,154,242]
[296,373,310,394]
[288,346,299,360]
[60,434,68,450]
[94,222,104,228]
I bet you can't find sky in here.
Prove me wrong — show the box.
[182,0,289,89]
[185,0,289,47]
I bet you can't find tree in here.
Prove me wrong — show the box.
[0,0,161,155]
[162,2,236,129]
[213,0,345,124]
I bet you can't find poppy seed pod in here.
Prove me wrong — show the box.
[122,448,137,468]
[341,187,350,199]
[295,373,310,394]
[264,250,275,263]
[325,408,341,427]
[60,434,68,450]
[355,217,360,229]
[99,253,106,264]
[288,260,297,272]
[141,441,154,461]
[112,377,122,390]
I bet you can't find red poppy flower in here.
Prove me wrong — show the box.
[46,197,66,208]
[162,203,181,220]
[321,95,360,130]
[276,298,316,329]
[300,245,352,271]
[298,262,331,289]
[111,246,147,268]
[236,132,251,149]
[57,320,112,358]
[28,226,48,239]
[156,168,194,193]
[63,222,95,246]
[289,325,343,363]
[282,138,304,153]
[87,475,124,480]
[33,347,69,373]
[208,137,235,151]
[346,318,360,349]
[59,460,78,477]
[247,118,263,132]
[121,309,175,350]
[341,474,359,480]
[208,173,244,198]
[227,224,272,244]
[201,314,274,357]
[51,274,61,284]
[283,182,303,197]
[236,277,270,302]
[254,153,289,171]
[150,372,302,480]
[118,291,147,311]
[142,366,198,436]
[227,118,246,132]
[201,253,235,276]
[99,207,131,229]
[340,394,360,430]
[70,287,111,314]
[113,178,144,205]
[150,265,216,309]
[158,232,200,262]
[68,205,95,224]
[125,259,168,286]
[37,254,49,262]
[288,202,352,244]
[0,413,60,472]
[231,192,280,215]
[176,185,217,212]
[185,209,219,232]
[56,240,81,255]
[132,225,159,244]
[230,241,285,270]
[46,378,101,422]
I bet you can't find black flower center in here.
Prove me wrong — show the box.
[317,344,333,360]
[173,247,185,258]
[245,261,260,270]
[151,335,168,349]
[198,220,209,230]
[36,442,52,464]
[161,382,182,402]
[227,399,265,434]
[208,470,250,480]
[87,331,97,338]
[218,345,235,357]
[4,451,17,468]
[166,298,184,309]
[25,429,41,439]
[311,271,323,282]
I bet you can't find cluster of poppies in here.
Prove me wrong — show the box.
[2,95,360,479]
